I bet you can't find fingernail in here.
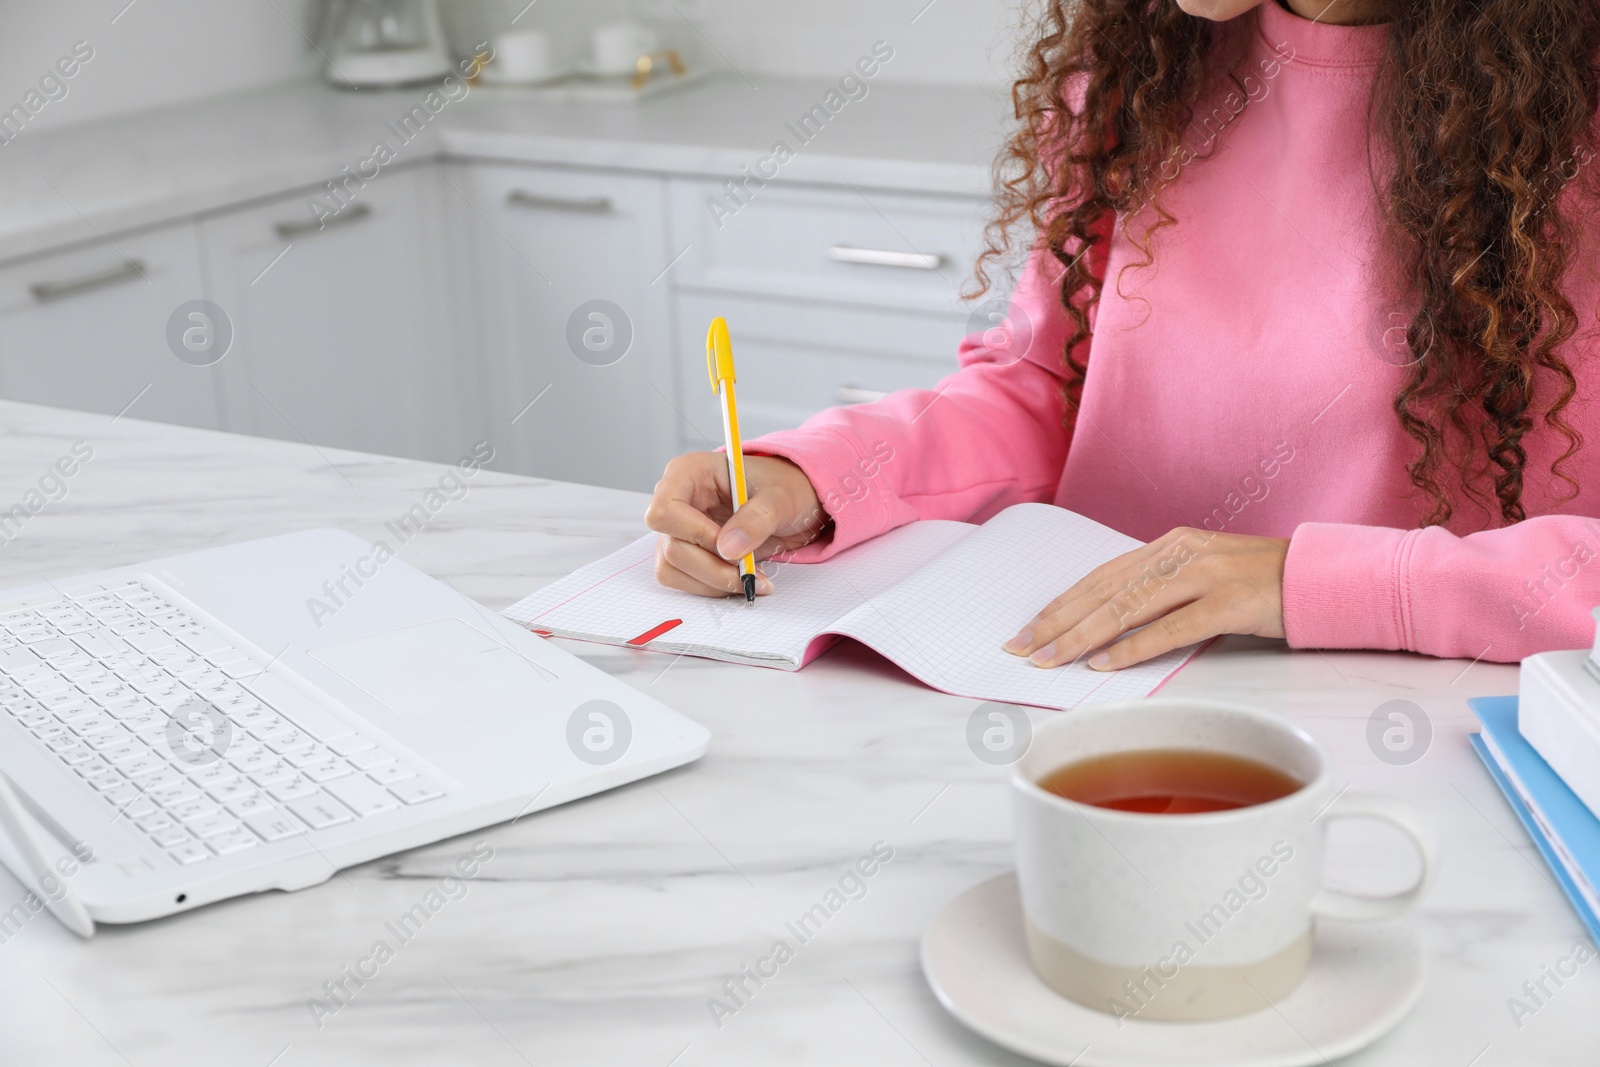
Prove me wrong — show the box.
[1089,652,1112,670]
[1004,629,1033,655]
[719,529,751,559]
[756,574,773,594]
[1029,643,1057,667]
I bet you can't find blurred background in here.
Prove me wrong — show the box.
[0,0,1023,492]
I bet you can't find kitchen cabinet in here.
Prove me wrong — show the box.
[458,162,677,492]
[0,155,996,492]
[668,178,987,315]
[666,178,987,449]
[200,166,471,464]
[672,291,964,451]
[0,222,223,429]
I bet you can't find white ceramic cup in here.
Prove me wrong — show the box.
[492,30,556,83]
[1012,700,1434,1022]
[592,21,659,77]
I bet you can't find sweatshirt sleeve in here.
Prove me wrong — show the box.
[1282,516,1600,661]
[743,246,1093,562]
[745,246,1107,563]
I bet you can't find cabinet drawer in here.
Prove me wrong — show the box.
[201,167,466,462]
[0,223,222,429]
[667,179,987,314]
[673,292,963,450]
[459,162,678,492]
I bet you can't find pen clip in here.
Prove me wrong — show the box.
[706,317,735,393]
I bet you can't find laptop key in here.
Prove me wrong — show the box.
[118,756,163,778]
[179,630,232,656]
[226,794,275,818]
[188,815,240,839]
[169,798,220,822]
[0,647,39,671]
[188,763,238,787]
[231,751,278,774]
[367,763,416,785]
[151,829,189,849]
[142,770,184,793]
[124,630,177,654]
[71,715,116,737]
[99,741,145,765]
[268,776,318,802]
[209,829,258,855]
[324,775,401,817]
[264,730,315,755]
[387,777,444,805]
[208,780,256,804]
[287,793,355,829]
[347,749,395,771]
[303,761,353,783]
[120,798,159,820]
[249,765,297,788]
[246,813,302,841]
[30,638,81,661]
[168,843,209,866]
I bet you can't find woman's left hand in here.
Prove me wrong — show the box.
[1003,529,1290,671]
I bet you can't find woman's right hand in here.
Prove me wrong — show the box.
[645,452,829,597]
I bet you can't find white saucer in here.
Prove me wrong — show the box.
[921,873,1425,1067]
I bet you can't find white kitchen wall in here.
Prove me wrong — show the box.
[670,0,1022,86]
[0,0,1020,138]
[455,0,1023,87]
[0,0,317,135]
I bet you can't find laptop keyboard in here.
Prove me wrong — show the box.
[0,578,445,868]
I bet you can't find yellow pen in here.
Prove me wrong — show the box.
[707,317,758,603]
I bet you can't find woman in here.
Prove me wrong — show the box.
[645,0,1600,671]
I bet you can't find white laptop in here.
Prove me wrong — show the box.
[0,529,709,935]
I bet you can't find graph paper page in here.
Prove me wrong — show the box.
[829,503,1198,708]
[503,520,975,668]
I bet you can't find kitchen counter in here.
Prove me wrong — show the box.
[0,75,1008,265]
[0,400,1590,1066]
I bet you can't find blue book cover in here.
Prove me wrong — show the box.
[1469,695,1600,943]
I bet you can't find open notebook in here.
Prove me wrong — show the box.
[504,503,1200,710]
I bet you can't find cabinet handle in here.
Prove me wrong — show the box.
[507,191,614,214]
[274,202,373,238]
[827,245,944,271]
[30,259,147,303]
[836,386,889,405]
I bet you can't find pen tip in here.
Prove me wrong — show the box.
[742,574,757,603]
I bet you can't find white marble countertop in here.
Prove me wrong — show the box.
[0,75,1007,265]
[0,400,1590,1066]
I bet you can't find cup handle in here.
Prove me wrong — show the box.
[1309,792,1436,922]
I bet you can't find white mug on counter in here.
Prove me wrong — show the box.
[1012,700,1436,1021]
[490,29,556,84]
[592,21,659,77]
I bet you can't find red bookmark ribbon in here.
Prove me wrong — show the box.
[628,619,683,646]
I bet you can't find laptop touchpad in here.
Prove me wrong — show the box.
[308,618,551,717]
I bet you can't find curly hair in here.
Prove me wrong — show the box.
[975,0,1600,527]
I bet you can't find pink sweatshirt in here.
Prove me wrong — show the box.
[745,2,1600,664]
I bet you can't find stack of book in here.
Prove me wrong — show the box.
[1470,636,1600,942]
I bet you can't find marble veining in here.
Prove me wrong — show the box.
[0,401,1592,1066]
